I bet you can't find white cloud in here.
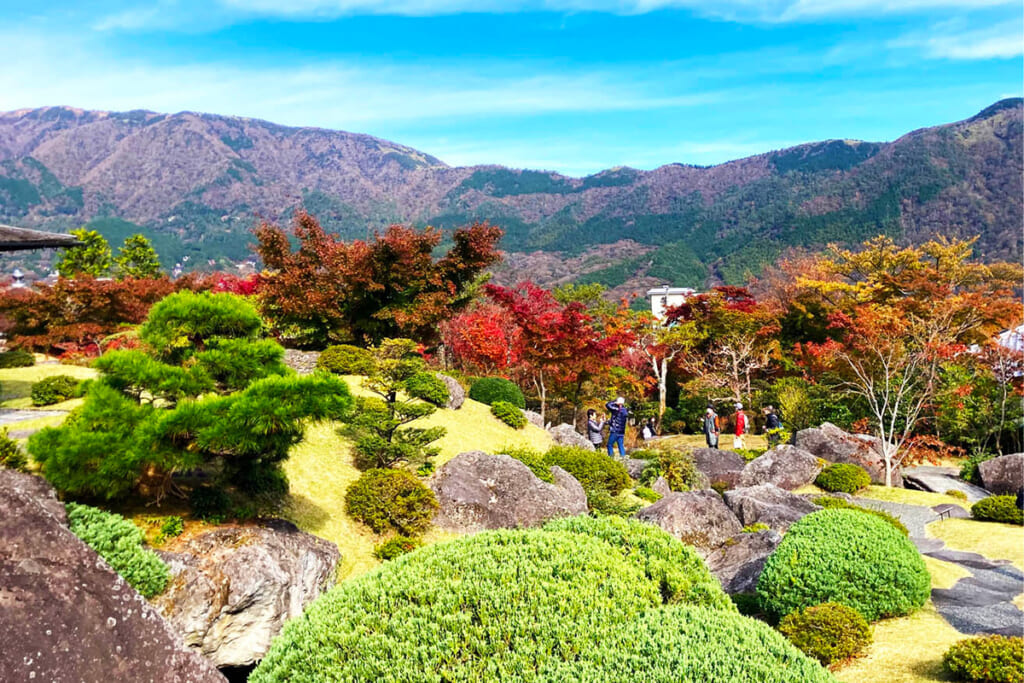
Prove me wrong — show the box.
[891,19,1023,60]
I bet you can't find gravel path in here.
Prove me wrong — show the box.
[0,409,67,427]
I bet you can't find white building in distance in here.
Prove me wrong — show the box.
[646,285,697,321]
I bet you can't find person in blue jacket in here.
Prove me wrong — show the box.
[605,396,629,458]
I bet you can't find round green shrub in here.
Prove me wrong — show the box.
[542,515,735,612]
[0,348,35,368]
[757,509,930,621]
[778,603,872,666]
[468,376,525,408]
[543,445,632,497]
[345,468,438,535]
[500,445,554,483]
[491,400,527,429]
[65,503,170,598]
[30,374,83,406]
[814,463,871,494]
[943,636,1023,683]
[0,428,28,471]
[537,606,836,683]
[811,495,909,535]
[404,372,450,407]
[586,490,642,517]
[250,529,662,683]
[316,344,376,375]
[971,496,1024,525]
[374,535,423,560]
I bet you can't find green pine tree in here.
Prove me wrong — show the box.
[114,234,162,279]
[55,228,112,278]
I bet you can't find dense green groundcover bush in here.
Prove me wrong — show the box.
[404,372,450,407]
[65,503,169,598]
[536,606,837,683]
[632,448,702,492]
[971,496,1024,525]
[0,348,34,368]
[814,463,871,494]
[778,603,873,666]
[635,486,661,502]
[943,635,1023,683]
[544,446,632,497]
[501,445,554,483]
[542,516,735,611]
[316,344,376,375]
[490,400,526,428]
[812,495,909,535]
[468,377,525,408]
[345,468,438,535]
[0,428,28,471]
[374,535,423,560]
[757,509,930,622]
[30,374,83,406]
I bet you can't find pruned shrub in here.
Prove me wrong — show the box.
[345,468,438,535]
[811,495,909,535]
[586,490,642,517]
[757,509,930,621]
[943,635,1023,683]
[815,463,871,494]
[491,400,526,429]
[65,502,170,598]
[543,445,632,500]
[778,603,872,666]
[501,445,554,483]
[374,535,423,561]
[632,447,701,491]
[30,374,83,406]
[0,348,34,368]
[404,372,450,407]
[971,496,1024,525]
[0,428,28,471]
[468,376,525,408]
[316,344,376,375]
[635,486,661,502]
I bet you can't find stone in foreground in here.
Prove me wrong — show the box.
[154,520,339,669]
[705,529,783,594]
[635,490,742,556]
[978,453,1024,496]
[0,470,225,683]
[430,451,587,532]
[740,445,822,490]
[902,465,992,502]
[724,484,821,531]
[795,422,902,487]
[691,447,745,489]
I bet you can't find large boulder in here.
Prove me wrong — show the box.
[903,466,992,502]
[0,470,225,683]
[436,373,465,410]
[723,484,821,532]
[430,451,587,532]
[635,490,742,555]
[979,453,1024,495]
[651,476,672,497]
[740,445,822,490]
[548,423,594,450]
[705,529,783,594]
[154,520,340,669]
[795,422,902,487]
[523,410,545,429]
[692,447,745,489]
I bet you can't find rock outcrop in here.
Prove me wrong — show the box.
[154,520,340,669]
[979,453,1024,495]
[795,422,903,487]
[691,448,745,489]
[705,529,783,594]
[903,466,992,502]
[740,445,822,490]
[523,410,545,430]
[548,423,594,450]
[430,451,587,532]
[635,490,742,555]
[723,484,821,531]
[0,470,225,683]
[624,458,650,480]
[437,373,465,410]
[281,349,320,375]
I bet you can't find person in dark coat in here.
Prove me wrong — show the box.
[763,405,783,447]
[606,397,629,458]
[702,404,720,449]
[586,409,606,448]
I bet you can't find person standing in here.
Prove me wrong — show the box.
[605,397,629,458]
[641,417,657,442]
[702,405,720,449]
[763,405,782,447]
[733,402,748,450]
[586,409,606,448]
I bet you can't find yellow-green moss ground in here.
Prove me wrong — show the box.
[928,518,1024,571]
[859,485,970,511]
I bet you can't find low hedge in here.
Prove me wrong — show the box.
[943,635,1023,683]
[814,463,871,494]
[345,468,438,535]
[757,509,930,622]
[404,372,450,407]
[491,400,526,429]
[31,374,83,406]
[778,603,872,666]
[971,496,1024,525]
[468,377,525,408]
[544,446,631,496]
[316,344,375,375]
[501,445,554,483]
[65,503,169,598]
[0,349,34,368]
[811,495,909,535]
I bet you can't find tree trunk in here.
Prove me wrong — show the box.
[657,358,668,427]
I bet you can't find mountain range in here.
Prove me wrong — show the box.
[0,99,1020,297]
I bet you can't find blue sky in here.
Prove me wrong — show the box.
[1,1,1021,175]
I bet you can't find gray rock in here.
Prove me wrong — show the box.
[624,458,650,480]
[979,453,1024,495]
[281,349,320,375]
[740,445,822,490]
[635,490,742,555]
[692,447,746,489]
[724,484,820,531]
[651,476,672,497]
[523,410,545,429]
[154,520,339,668]
[705,529,783,594]
[795,422,903,487]
[430,451,587,532]
[436,373,465,410]
[0,470,225,683]
[548,423,594,450]
[903,466,992,502]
